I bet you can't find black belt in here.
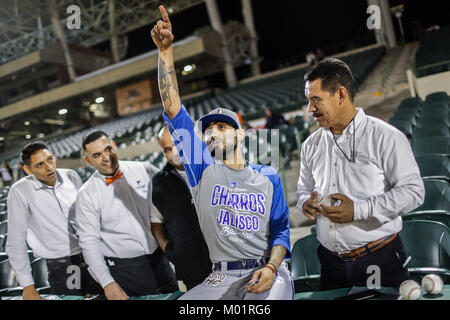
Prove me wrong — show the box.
[46,253,84,265]
[213,258,269,271]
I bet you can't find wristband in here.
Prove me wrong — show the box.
[267,261,279,273]
[264,264,276,276]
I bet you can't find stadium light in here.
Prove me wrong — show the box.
[38,133,45,138]
[24,121,30,126]
[26,135,31,139]
[0,137,4,141]
[182,64,196,76]
[95,96,105,103]
[58,108,68,115]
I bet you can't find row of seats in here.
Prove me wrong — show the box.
[415,26,450,77]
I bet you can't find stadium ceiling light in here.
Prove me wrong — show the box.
[168,8,174,13]
[0,137,4,141]
[95,96,105,103]
[184,65,193,72]
[58,108,68,115]
[24,121,30,126]
[38,133,45,138]
[26,135,31,139]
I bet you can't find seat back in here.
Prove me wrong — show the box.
[400,220,450,269]
[415,154,450,181]
[412,179,450,212]
[0,259,18,290]
[0,221,7,235]
[291,234,321,279]
[403,211,450,227]
[413,137,450,156]
[31,258,49,289]
[0,235,6,253]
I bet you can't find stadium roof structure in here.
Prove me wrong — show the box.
[0,0,204,66]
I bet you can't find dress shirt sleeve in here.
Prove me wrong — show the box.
[75,190,114,288]
[296,142,316,212]
[5,187,35,288]
[353,130,425,224]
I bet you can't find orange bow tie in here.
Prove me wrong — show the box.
[105,170,124,186]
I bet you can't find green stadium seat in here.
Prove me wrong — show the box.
[413,137,450,156]
[411,125,449,142]
[400,220,450,281]
[31,258,50,292]
[290,234,321,292]
[415,154,450,182]
[426,92,449,103]
[411,179,450,213]
[0,252,7,263]
[0,235,6,252]
[403,211,450,227]
[0,221,6,235]
[0,259,18,294]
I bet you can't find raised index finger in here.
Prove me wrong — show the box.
[159,5,170,23]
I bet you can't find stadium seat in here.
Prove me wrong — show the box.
[0,221,7,235]
[400,220,450,281]
[290,234,321,292]
[0,235,6,252]
[413,137,450,156]
[402,211,450,227]
[411,179,450,213]
[411,125,449,142]
[415,154,450,182]
[426,92,449,103]
[31,258,50,292]
[0,259,18,294]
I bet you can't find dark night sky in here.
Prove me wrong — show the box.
[118,0,450,69]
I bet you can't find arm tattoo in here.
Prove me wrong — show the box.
[268,245,287,270]
[158,57,179,114]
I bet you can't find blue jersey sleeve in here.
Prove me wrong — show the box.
[250,164,291,258]
[163,104,214,187]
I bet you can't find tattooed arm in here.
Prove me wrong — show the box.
[151,5,181,120]
[267,244,287,272]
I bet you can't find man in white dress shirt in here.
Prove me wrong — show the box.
[75,131,177,300]
[6,141,101,299]
[297,58,425,290]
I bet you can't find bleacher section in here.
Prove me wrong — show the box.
[415,25,450,77]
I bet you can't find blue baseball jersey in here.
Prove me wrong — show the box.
[164,105,290,263]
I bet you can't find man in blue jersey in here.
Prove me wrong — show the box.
[151,5,293,300]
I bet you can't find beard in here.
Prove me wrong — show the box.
[209,136,238,162]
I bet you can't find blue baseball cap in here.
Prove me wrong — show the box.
[197,107,241,133]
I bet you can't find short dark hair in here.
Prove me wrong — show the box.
[82,131,110,151]
[304,58,355,102]
[21,141,50,166]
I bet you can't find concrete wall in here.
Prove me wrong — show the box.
[407,69,450,100]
